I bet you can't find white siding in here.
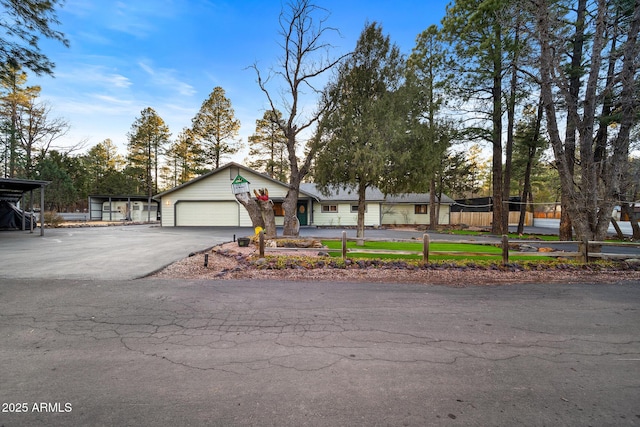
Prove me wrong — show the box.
[312,202,381,226]
[381,204,450,225]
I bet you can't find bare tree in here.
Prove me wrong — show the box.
[251,0,348,236]
[532,0,640,242]
[16,98,70,178]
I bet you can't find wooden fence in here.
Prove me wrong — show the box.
[257,231,640,265]
[450,211,533,227]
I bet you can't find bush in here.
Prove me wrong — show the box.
[44,211,65,227]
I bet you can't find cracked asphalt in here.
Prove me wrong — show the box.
[1,226,640,426]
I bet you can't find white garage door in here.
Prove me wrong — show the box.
[176,201,239,226]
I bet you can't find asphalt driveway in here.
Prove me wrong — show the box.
[0,224,495,280]
[0,225,252,280]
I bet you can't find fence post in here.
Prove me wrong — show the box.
[259,230,265,258]
[342,231,347,260]
[582,237,589,263]
[423,233,429,262]
[502,235,509,265]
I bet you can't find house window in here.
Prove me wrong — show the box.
[351,205,367,213]
[415,204,428,214]
[273,202,285,217]
[322,205,338,213]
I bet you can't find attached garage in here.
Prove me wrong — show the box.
[175,201,240,226]
[154,163,312,227]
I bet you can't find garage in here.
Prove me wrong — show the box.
[175,201,239,226]
[154,163,312,228]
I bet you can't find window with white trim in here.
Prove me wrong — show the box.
[415,204,428,214]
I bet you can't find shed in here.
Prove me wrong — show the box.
[88,195,159,222]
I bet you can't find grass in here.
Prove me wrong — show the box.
[446,229,560,241]
[321,240,551,261]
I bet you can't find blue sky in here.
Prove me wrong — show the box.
[32,0,449,162]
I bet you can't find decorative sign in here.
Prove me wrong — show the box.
[231,174,250,194]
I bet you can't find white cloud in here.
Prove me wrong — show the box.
[54,63,132,91]
[138,60,196,97]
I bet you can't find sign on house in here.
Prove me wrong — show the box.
[231,174,250,194]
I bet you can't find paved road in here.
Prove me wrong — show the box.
[1,225,639,426]
[1,278,639,427]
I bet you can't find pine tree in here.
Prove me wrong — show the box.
[191,87,241,170]
[165,128,201,187]
[247,109,288,181]
[127,107,170,199]
[0,1,68,76]
[314,22,404,239]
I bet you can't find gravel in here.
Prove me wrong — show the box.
[152,242,640,285]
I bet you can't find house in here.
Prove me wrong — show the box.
[153,163,314,227]
[299,184,453,227]
[153,162,453,227]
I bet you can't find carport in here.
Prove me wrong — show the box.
[0,178,49,236]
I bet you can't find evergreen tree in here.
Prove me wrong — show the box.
[85,139,124,193]
[441,0,525,235]
[37,150,77,211]
[0,1,68,76]
[314,22,404,239]
[164,128,201,187]
[402,25,456,229]
[247,109,288,181]
[127,107,170,199]
[191,86,241,170]
[0,62,38,177]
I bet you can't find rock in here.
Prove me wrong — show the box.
[275,238,322,248]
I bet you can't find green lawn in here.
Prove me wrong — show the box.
[321,239,548,261]
[446,229,560,241]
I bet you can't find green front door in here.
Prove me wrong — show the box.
[297,202,308,226]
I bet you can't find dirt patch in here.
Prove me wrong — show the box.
[152,241,640,285]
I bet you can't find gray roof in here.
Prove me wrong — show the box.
[385,193,455,204]
[299,183,453,204]
[299,183,385,201]
[154,162,316,199]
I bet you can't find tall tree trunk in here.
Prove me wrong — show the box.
[490,26,504,235]
[357,183,367,240]
[429,177,437,231]
[517,159,532,235]
[558,0,587,240]
[503,22,520,234]
[491,154,504,234]
[518,99,544,235]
